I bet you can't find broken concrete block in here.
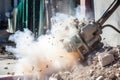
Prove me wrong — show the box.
[98,52,114,67]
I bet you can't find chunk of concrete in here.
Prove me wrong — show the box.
[98,52,114,67]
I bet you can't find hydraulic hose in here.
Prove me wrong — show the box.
[97,0,120,25]
[102,24,120,33]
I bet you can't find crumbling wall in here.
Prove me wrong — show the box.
[94,0,120,46]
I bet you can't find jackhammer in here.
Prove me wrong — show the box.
[64,0,120,60]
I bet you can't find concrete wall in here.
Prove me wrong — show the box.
[94,0,120,46]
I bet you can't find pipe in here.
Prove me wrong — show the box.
[33,0,35,34]
[97,0,120,25]
[22,0,25,28]
[38,0,45,36]
[25,0,28,28]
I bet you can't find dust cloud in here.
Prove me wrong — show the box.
[6,13,82,79]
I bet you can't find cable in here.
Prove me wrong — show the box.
[102,24,120,33]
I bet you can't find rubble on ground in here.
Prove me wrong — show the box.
[1,42,120,80]
[50,45,120,80]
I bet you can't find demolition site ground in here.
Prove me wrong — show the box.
[0,45,120,80]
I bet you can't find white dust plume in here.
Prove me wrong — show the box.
[6,13,82,80]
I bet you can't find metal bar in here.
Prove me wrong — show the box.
[22,0,25,28]
[38,0,45,36]
[97,0,120,25]
[45,0,50,30]
[25,0,28,28]
[33,0,35,33]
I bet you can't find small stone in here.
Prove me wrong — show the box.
[59,56,63,58]
[11,72,15,75]
[7,63,10,65]
[96,76,104,80]
[39,70,42,72]
[7,72,10,75]
[117,45,120,49]
[115,73,120,77]
[91,76,95,80]
[108,50,116,54]
[4,67,8,69]
[98,52,114,67]
[109,73,115,79]
[89,70,94,76]
[113,64,118,68]
[46,65,49,68]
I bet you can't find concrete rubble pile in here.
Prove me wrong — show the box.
[49,45,120,80]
